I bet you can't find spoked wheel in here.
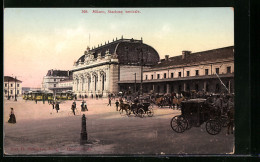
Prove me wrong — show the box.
[138,108,145,118]
[206,119,222,135]
[170,115,188,133]
[147,108,154,117]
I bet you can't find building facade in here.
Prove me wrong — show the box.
[140,46,234,95]
[4,76,22,98]
[41,69,72,92]
[49,79,73,93]
[72,37,160,97]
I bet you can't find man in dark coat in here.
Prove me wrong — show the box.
[115,100,119,111]
[55,101,60,113]
[81,100,85,111]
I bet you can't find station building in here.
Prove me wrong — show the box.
[72,36,234,97]
[140,46,234,95]
[72,37,160,97]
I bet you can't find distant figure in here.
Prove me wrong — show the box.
[115,100,119,111]
[71,100,76,115]
[35,99,37,104]
[107,98,111,106]
[8,108,16,124]
[52,101,55,109]
[55,102,60,113]
[227,97,234,134]
[84,101,88,111]
[81,100,85,111]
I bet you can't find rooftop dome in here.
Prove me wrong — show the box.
[76,37,160,66]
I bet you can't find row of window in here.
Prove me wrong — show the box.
[145,67,231,80]
[4,90,19,94]
[4,83,20,87]
[151,82,230,93]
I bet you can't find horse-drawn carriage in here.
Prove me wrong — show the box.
[170,99,228,135]
[119,98,154,118]
[155,94,185,108]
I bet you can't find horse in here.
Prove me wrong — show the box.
[172,96,185,109]
[119,103,130,114]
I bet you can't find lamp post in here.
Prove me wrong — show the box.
[140,48,143,96]
[14,76,17,101]
[134,73,136,94]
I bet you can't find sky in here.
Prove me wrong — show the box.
[4,8,234,87]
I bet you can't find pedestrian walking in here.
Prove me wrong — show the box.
[8,108,16,124]
[115,100,119,111]
[107,98,111,106]
[71,101,76,115]
[52,101,55,109]
[81,100,85,111]
[55,101,60,113]
[35,99,37,104]
[227,97,234,134]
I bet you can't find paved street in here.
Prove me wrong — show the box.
[4,98,234,155]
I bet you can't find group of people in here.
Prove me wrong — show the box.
[50,100,60,113]
[71,100,88,115]
[206,94,235,134]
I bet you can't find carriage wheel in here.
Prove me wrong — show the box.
[206,119,222,135]
[147,109,154,117]
[138,108,145,118]
[170,115,187,133]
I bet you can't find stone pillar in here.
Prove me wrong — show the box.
[80,114,88,145]
[183,83,186,92]
[204,81,207,92]
[106,68,110,94]
[85,76,88,92]
[90,72,94,96]
[228,80,231,93]
[97,71,101,94]
[166,84,170,94]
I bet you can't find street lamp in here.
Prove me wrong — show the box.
[139,48,143,96]
[133,73,136,94]
[7,77,10,100]
[14,76,17,101]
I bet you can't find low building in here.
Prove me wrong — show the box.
[140,46,234,94]
[49,78,73,94]
[4,76,22,98]
[41,69,72,92]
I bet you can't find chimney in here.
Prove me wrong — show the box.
[165,55,169,61]
[182,51,191,59]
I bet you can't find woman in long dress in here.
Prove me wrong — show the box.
[8,108,16,124]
